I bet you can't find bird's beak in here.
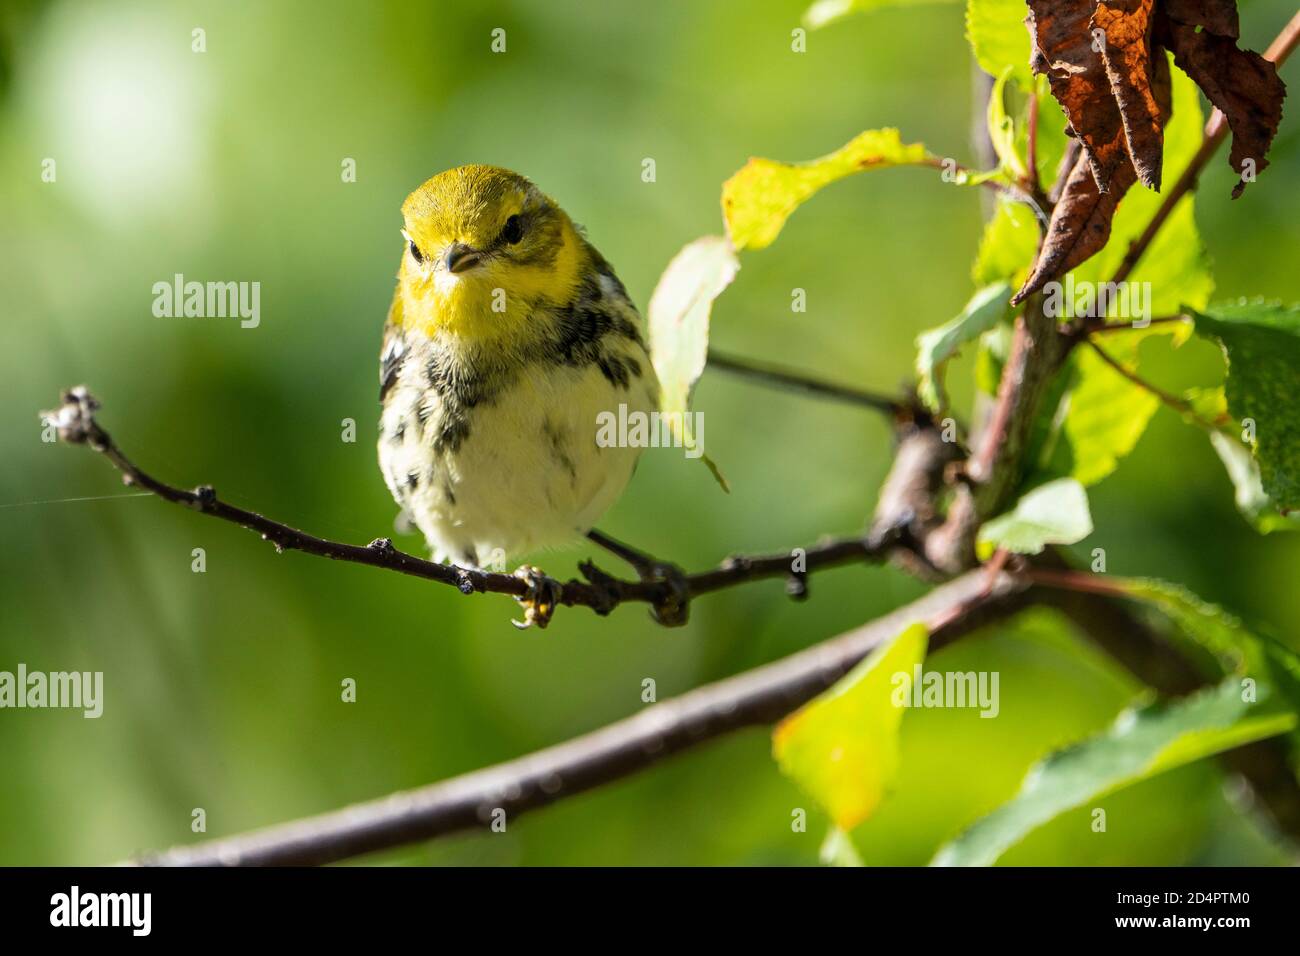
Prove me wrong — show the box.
[443,242,483,274]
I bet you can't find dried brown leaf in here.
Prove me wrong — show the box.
[1013,152,1135,304]
[1013,49,1170,305]
[1162,0,1238,37]
[1158,13,1286,197]
[1093,0,1164,189]
[1027,0,1130,193]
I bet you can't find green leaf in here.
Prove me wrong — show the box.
[804,0,958,30]
[647,236,739,490]
[966,0,1034,91]
[1184,385,1228,424]
[1115,578,1300,710]
[1025,340,1160,487]
[1193,301,1300,511]
[915,282,1011,411]
[972,197,1039,288]
[773,623,928,831]
[932,679,1295,866]
[722,129,933,251]
[987,68,1028,182]
[977,477,1093,557]
[1177,389,1272,533]
[1208,430,1300,533]
[935,577,1300,866]
[1026,77,1069,194]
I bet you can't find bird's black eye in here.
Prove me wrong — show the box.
[408,240,424,264]
[501,214,525,245]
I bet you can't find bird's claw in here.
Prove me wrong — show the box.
[511,565,561,630]
[646,562,689,628]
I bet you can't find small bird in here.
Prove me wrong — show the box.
[377,165,659,569]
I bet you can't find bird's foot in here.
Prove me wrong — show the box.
[586,529,689,627]
[511,565,562,630]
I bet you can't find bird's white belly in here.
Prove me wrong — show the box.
[379,360,656,565]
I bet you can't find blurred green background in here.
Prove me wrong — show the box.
[2,0,1298,866]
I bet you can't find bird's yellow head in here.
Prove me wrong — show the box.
[395,165,585,343]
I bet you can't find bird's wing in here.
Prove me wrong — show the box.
[379,294,406,403]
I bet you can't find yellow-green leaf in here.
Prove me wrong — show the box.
[972,197,1039,288]
[915,282,1011,411]
[722,129,933,252]
[773,623,928,831]
[987,68,1028,182]
[1116,577,1300,708]
[1194,300,1300,511]
[1025,340,1160,488]
[967,0,1034,91]
[1208,430,1300,534]
[647,236,739,490]
[932,679,1294,866]
[976,478,1093,558]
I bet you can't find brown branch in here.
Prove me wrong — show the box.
[966,293,1071,517]
[1084,338,1217,429]
[705,349,906,416]
[1086,313,1191,335]
[1026,88,1040,198]
[42,387,900,629]
[128,568,1032,866]
[919,156,1050,227]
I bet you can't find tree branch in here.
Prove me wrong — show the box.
[705,349,906,416]
[128,568,1032,866]
[1084,338,1219,429]
[42,386,902,629]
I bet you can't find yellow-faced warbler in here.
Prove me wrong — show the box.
[378,165,659,569]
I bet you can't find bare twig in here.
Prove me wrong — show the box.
[129,568,1032,866]
[918,155,1049,226]
[706,349,906,416]
[1086,314,1191,335]
[42,387,900,629]
[1084,338,1217,429]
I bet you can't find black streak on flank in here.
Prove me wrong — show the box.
[596,355,631,389]
[434,417,471,456]
[543,419,579,484]
[379,342,404,403]
[548,305,637,391]
[426,354,501,410]
[406,471,420,491]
